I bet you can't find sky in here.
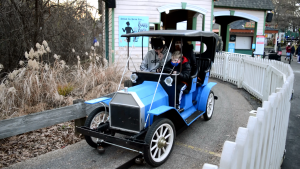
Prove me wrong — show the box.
[60,0,101,19]
[86,0,101,19]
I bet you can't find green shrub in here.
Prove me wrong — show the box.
[57,83,74,96]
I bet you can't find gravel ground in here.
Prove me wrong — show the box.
[0,121,82,168]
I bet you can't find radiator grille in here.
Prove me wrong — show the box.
[110,104,140,132]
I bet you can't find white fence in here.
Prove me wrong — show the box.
[204,52,294,169]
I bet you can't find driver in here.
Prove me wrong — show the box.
[140,38,171,72]
[163,51,191,109]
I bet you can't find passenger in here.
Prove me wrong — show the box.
[174,40,197,75]
[285,43,292,61]
[163,51,191,109]
[140,38,171,72]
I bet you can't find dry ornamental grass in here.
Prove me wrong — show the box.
[0,41,129,168]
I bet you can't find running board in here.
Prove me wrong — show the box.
[185,111,204,124]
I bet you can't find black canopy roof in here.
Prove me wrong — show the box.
[121,30,220,62]
[121,30,219,39]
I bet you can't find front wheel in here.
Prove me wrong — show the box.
[143,118,176,167]
[204,91,215,121]
[84,108,110,148]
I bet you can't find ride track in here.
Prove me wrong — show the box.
[8,78,256,169]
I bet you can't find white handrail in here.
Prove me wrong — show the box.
[203,52,294,169]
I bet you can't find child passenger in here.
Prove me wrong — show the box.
[163,51,191,109]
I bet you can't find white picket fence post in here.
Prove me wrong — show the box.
[205,52,294,169]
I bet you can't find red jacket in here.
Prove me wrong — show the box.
[286,46,292,53]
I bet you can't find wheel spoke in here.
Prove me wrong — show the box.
[158,148,161,158]
[162,147,166,153]
[151,144,157,151]
[152,139,158,143]
[162,127,168,137]
[159,127,163,137]
[155,132,159,138]
[165,134,171,139]
[153,147,158,157]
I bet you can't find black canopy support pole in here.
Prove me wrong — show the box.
[142,36,143,60]
[200,36,202,56]
[127,37,129,70]
[180,37,183,73]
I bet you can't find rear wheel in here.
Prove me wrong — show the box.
[84,108,110,148]
[143,118,175,167]
[204,91,215,121]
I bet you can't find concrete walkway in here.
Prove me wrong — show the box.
[281,55,300,169]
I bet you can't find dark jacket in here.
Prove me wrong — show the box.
[291,46,295,54]
[297,45,300,55]
[163,56,191,83]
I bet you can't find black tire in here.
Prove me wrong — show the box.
[143,118,176,167]
[203,91,215,121]
[84,107,109,148]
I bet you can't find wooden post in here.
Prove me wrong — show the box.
[73,99,86,136]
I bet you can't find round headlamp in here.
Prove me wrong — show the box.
[164,76,173,86]
[130,74,138,83]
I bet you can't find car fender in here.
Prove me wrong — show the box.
[147,106,187,132]
[85,97,111,115]
[85,97,111,105]
[197,82,217,112]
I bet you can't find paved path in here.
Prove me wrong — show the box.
[281,56,300,169]
[7,79,258,169]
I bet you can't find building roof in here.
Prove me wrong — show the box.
[214,0,274,10]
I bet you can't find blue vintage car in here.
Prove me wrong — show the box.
[76,30,220,167]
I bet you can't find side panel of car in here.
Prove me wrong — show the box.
[203,71,210,86]
[197,82,217,112]
[147,105,188,131]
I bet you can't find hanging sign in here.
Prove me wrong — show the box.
[228,42,235,53]
[255,35,265,55]
[118,16,149,47]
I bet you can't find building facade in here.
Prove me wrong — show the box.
[101,0,274,66]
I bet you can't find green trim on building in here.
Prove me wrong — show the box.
[105,4,109,62]
[226,24,230,51]
[263,11,266,35]
[210,0,214,31]
[202,15,205,31]
[230,10,235,16]
[112,8,115,63]
[181,2,187,9]
[192,16,197,30]
[253,22,258,44]
[201,15,205,52]
[235,49,253,55]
